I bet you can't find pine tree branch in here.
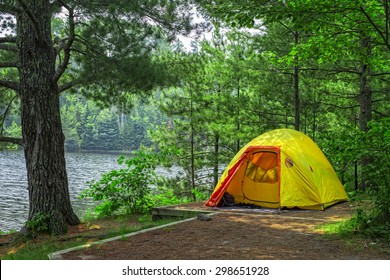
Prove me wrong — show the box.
[140,7,172,29]
[0,61,18,68]
[59,79,81,93]
[0,136,23,146]
[373,110,389,117]
[0,44,17,52]
[0,94,17,135]
[321,102,359,110]
[371,72,390,77]
[0,3,20,15]
[360,5,390,50]
[54,6,75,83]
[0,37,17,43]
[56,0,71,10]
[0,79,19,91]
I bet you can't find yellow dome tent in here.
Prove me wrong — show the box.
[206,129,348,210]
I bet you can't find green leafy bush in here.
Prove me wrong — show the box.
[360,119,390,231]
[152,188,191,207]
[153,175,210,205]
[25,212,51,233]
[80,150,212,218]
[320,118,390,241]
[191,187,210,201]
[80,151,158,217]
[349,118,390,240]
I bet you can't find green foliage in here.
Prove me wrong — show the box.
[24,212,51,236]
[72,0,198,102]
[0,88,21,150]
[59,93,166,152]
[321,208,390,242]
[0,229,16,235]
[323,118,390,241]
[1,121,22,150]
[153,174,210,207]
[80,151,159,217]
[319,218,359,238]
[353,208,390,241]
[152,187,191,207]
[79,146,211,216]
[191,187,210,201]
[361,118,390,189]
[358,118,390,231]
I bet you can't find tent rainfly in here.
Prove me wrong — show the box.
[206,129,348,210]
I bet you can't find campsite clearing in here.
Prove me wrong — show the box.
[55,203,389,260]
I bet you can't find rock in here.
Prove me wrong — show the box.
[197,214,212,221]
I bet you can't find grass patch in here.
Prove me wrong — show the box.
[0,214,182,260]
[317,216,390,256]
[320,215,390,242]
[317,218,357,238]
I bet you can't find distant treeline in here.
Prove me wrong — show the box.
[1,93,167,153]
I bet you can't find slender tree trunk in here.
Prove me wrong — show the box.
[189,86,195,196]
[236,77,240,152]
[17,1,80,234]
[354,160,359,191]
[358,35,373,189]
[312,106,316,142]
[293,32,300,131]
[285,98,289,128]
[213,133,219,187]
[359,66,372,131]
[303,106,307,134]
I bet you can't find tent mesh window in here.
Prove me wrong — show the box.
[245,152,278,183]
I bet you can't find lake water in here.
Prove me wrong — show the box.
[0,150,180,232]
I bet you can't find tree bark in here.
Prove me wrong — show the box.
[358,35,373,189]
[0,136,23,146]
[293,31,300,131]
[213,133,219,188]
[189,85,196,197]
[235,76,241,152]
[16,0,80,234]
[359,67,372,131]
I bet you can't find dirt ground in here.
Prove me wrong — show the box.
[59,203,390,260]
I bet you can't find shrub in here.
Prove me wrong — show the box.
[348,118,390,241]
[80,151,158,217]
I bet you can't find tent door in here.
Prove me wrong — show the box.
[241,151,280,205]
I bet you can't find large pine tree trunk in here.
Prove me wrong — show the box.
[17,1,79,234]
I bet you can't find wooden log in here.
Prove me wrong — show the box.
[152,206,212,221]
